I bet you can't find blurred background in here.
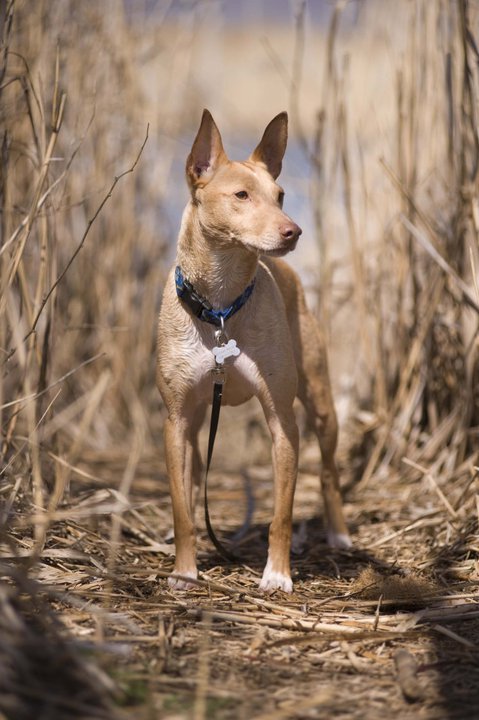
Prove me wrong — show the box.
[1,0,478,503]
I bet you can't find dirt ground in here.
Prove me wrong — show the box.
[2,420,478,720]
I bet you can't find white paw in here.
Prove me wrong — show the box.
[259,560,293,593]
[168,569,198,590]
[327,530,352,550]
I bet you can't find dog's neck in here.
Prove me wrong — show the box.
[176,202,258,309]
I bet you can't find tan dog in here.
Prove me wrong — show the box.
[157,110,350,592]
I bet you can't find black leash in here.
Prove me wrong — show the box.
[204,379,238,562]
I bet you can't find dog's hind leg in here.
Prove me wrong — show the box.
[295,310,351,548]
[263,258,350,549]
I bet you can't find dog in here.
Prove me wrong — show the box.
[156,110,351,593]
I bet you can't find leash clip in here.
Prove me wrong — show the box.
[211,365,226,384]
[212,317,226,384]
[214,316,228,346]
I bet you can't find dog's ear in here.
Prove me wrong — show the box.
[249,112,288,179]
[186,109,228,188]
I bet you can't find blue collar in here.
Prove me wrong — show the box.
[175,266,255,327]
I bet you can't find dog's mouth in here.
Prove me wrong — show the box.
[243,238,298,257]
[258,238,298,257]
[261,241,298,257]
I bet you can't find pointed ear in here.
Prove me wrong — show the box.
[186,109,228,188]
[249,112,288,179]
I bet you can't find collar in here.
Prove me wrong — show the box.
[175,265,256,327]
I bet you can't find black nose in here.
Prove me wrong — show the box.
[280,222,302,242]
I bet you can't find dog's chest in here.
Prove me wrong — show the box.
[184,326,259,407]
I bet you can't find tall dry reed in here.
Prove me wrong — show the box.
[298,0,479,488]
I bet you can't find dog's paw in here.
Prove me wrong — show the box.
[168,569,198,590]
[327,530,352,550]
[259,561,293,593]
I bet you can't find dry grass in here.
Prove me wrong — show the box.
[2,444,479,718]
[1,1,479,718]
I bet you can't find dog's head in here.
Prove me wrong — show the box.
[185,110,302,257]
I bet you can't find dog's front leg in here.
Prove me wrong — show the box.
[259,406,299,593]
[164,413,198,589]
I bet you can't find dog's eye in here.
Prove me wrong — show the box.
[278,191,284,207]
[235,190,249,200]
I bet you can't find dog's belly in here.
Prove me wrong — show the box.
[221,355,257,406]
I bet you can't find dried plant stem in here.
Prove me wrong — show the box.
[400,214,479,315]
[0,92,66,315]
[25,124,149,343]
[193,613,212,720]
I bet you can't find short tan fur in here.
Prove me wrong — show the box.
[157,110,350,592]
